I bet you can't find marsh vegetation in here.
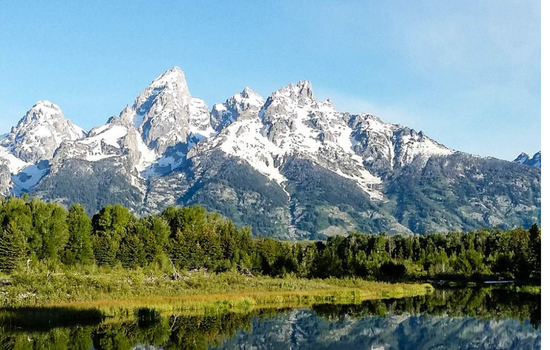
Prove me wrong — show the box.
[0,286,540,350]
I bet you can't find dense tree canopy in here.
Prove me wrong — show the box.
[0,197,541,282]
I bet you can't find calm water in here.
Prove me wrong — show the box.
[0,287,541,350]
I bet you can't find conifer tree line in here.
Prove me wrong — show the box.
[0,196,541,281]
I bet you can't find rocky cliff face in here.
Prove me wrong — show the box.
[0,67,541,238]
[210,87,264,132]
[127,66,214,154]
[0,164,11,197]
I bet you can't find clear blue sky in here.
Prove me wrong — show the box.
[0,1,540,160]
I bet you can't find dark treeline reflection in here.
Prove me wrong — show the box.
[0,308,286,350]
[0,288,540,350]
[312,287,540,329]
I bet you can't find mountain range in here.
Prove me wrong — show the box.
[0,67,540,239]
[214,310,540,350]
[514,151,541,168]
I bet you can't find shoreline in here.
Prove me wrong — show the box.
[0,269,433,311]
[1,269,539,313]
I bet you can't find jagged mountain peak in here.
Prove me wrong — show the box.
[514,152,529,163]
[206,80,386,200]
[147,66,189,94]
[238,87,264,104]
[18,100,63,124]
[1,100,85,163]
[514,151,541,168]
[296,80,314,97]
[118,105,134,124]
[123,66,211,154]
[269,80,315,106]
[349,113,453,173]
[210,87,265,132]
[133,66,191,126]
[241,86,256,97]
[230,87,264,109]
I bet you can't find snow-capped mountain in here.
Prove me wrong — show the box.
[210,87,265,132]
[1,100,85,163]
[514,151,541,168]
[128,66,215,153]
[0,100,85,193]
[0,67,541,238]
[201,81,452,199]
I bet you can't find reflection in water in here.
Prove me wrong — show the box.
[0,287,541,350]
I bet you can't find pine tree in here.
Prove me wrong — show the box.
[63,204,94,265]
[91,205,134,266]
[168,230,193,269]
[92,235,117,266]
[119,233,145,268]
[0,222,26,272]
[40,204,69,261]
[0,197,33,254]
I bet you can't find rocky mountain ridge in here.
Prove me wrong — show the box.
[0,67,541,239]
[514,151,541,168]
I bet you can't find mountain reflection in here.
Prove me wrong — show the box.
[0,287,541,350]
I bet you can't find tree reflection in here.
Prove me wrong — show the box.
[0,287,540,349]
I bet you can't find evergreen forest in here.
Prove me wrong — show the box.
[0,196,541,282]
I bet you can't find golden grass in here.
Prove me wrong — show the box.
[0,269,433,315]
[48,282,433,317]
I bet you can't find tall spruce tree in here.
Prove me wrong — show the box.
[91,205,134,266]
[63,204,94,265]
[0,222,26,272]
[119,233,145,268]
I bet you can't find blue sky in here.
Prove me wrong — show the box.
[0,1,540,160]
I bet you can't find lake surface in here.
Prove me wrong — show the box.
[0,287,540,349]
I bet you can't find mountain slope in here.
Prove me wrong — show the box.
[384,153,540,233]
[0,67,540,238]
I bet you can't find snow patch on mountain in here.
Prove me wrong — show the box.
[349,113,453,174]
[0,145,28,173]
[394,129,453,166]
[11,160,49,192]
[213,118,286,184]
[56,115,157,173]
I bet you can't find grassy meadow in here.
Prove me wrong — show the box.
[0,266,433,316]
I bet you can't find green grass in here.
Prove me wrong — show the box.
[0,267,433,315]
